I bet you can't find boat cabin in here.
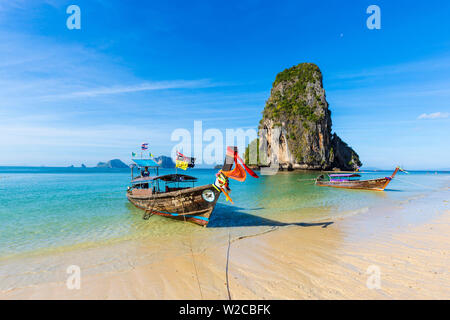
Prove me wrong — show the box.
[316,173,362,183]
[128,159,198,196]
[328,173,361,182]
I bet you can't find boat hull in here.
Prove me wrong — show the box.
[127,184,221,226]
[316,177,392,191]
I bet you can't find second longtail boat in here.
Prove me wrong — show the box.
[315,166,407,191]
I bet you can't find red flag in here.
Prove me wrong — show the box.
[221,146,258,181]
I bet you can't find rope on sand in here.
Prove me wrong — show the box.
[226,230,232,300]
[224,226,280,300]
[188,230,204,300]
[233,226,279,242]
[182,204,204,300]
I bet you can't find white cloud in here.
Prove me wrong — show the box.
[0,31,233,104]
[0,0,27,11]
[38,79,218,100]
[0,123,167,149]
[332,54,450,80]
[417,112,449,120]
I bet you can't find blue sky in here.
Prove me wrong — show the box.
[0,0,449,169]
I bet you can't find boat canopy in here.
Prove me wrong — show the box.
[131,176,155,184]
[329,173,361,178]
[155,174,197,182]
[131,174,197,184]
[132,158,159,167]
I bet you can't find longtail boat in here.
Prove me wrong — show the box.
[315,166,406,191]
[126,146,258,226]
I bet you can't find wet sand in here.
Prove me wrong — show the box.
[1,189,449,299]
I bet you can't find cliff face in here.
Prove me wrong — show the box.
[254,63,361,171]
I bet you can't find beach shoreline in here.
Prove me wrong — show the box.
[1,184,449,300]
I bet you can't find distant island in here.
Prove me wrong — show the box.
[154,156,175,168]
[94,156,176,169]
[96,159,129,168]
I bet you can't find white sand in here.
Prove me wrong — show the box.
[1,189,449,299]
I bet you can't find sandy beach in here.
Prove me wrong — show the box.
[1,184,448,300]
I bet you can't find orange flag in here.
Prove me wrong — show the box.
[221,146,258,181]
[222,161,247,182]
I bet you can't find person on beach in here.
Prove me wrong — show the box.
[142,167,150,177]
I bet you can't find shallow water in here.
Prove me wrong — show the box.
[0,167,448,260]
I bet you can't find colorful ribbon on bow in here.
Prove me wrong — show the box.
[213,146,259,203]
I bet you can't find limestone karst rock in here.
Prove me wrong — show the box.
[247,63,361,171]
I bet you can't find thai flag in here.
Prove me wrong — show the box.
[141,143,148,150]
[176,151,186,161]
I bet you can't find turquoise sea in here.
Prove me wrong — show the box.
[0,167,449,261]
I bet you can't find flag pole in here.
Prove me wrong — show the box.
[176,150,179,188]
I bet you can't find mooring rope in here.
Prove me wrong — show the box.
[182,199,204,300]
[395,177,441,191]
[224,226,280,300]
[143,190,157,220]
[225,230,232,300]
[188,228,204,300]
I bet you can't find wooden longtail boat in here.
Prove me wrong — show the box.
[126,159,222,226]
[126,146,258,226]
[127,178,221,226]
[315,167,403,191]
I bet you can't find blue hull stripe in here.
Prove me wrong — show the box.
[158,210,209,221]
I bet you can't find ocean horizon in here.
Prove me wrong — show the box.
[1,165,449,172]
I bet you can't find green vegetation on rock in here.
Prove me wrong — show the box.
[262,63,325,124]
[273,63,320,88]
